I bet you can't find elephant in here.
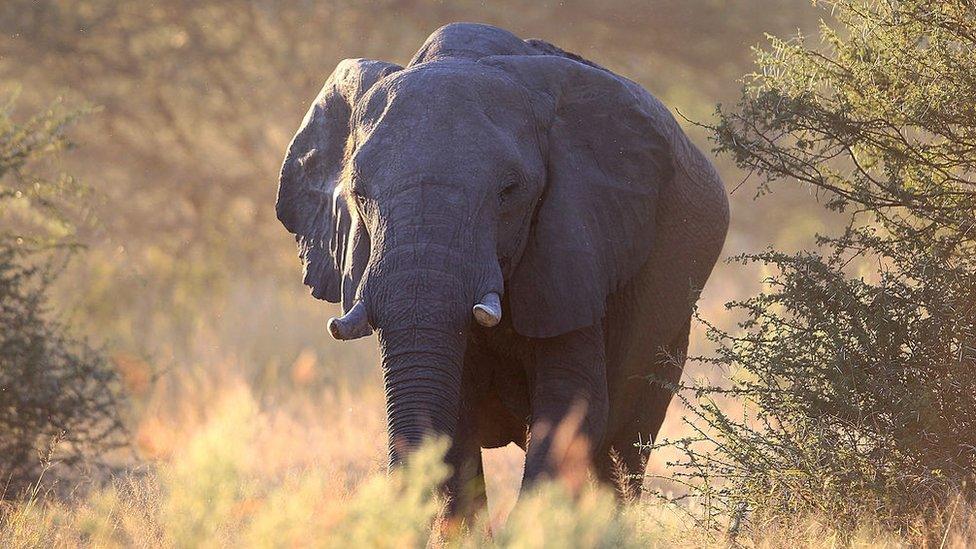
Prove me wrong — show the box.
[276,22,729,515]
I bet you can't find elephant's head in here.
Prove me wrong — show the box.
[277,23,672,465]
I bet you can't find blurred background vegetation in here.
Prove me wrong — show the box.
[0,0,824,378]
[12,1,974,546]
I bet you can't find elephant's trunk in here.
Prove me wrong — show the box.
[359,181,503,467]
[380,326,465,465]
[368,261,472,467]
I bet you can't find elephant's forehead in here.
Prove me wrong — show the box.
[347,62,538,184]
[361,62,526,123]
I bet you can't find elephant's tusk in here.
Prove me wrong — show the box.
[472,292,502,328]
[328,301,372,340]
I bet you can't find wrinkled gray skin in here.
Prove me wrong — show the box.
[277,23,729,515]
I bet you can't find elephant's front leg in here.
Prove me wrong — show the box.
[522,325,609,488]
[443,346,491,521]
[444,415,486,521]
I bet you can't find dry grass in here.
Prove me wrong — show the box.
[1,350,974,548]
[0,277,967,548]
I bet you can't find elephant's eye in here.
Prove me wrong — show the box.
[500,181,519,203]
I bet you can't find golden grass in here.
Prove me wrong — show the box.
[2,353,974,548]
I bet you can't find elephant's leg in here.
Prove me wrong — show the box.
[444,424,487,521]
[444,345,492,521]
[521,325,609,488]
[596,322,690,500]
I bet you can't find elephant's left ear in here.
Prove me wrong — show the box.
[482,55,675,338]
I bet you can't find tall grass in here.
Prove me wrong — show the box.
[0,371,656,548]
[2,351,975,548]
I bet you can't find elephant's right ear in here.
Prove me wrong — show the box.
[481,55,675,338]
[276,59,400,305]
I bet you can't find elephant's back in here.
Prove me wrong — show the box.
[409,23,538,65]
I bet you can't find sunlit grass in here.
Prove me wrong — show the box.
[2,361,974,548]
[0,303,968,548]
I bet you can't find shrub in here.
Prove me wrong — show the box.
[0,96,126,495]
[657,0,976,536]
